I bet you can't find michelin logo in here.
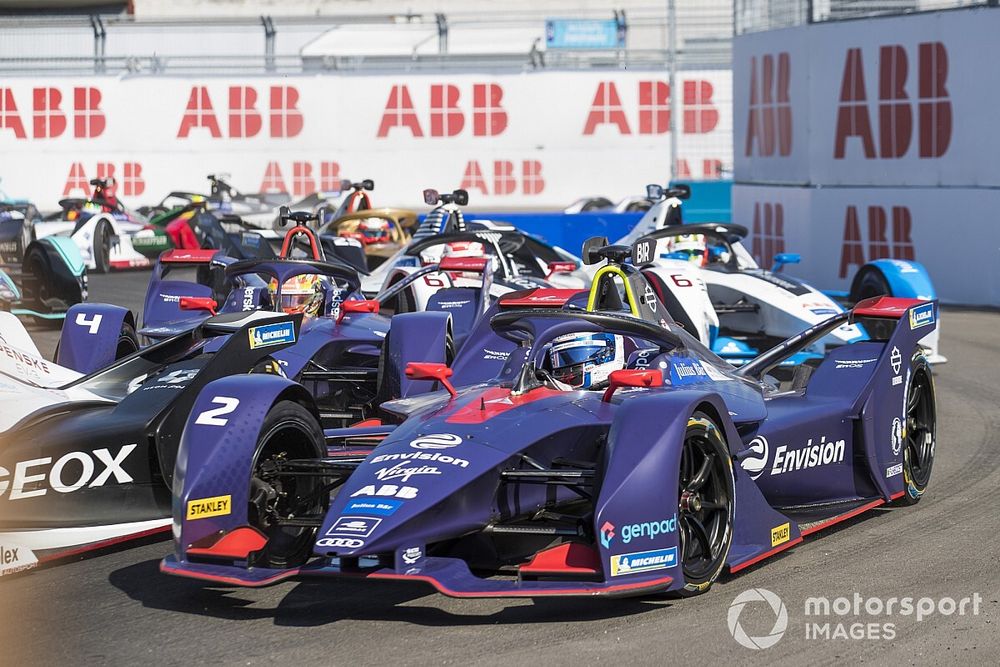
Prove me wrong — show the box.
[248,321,296,349]
[609,547,678,577]
[909,303,935,330]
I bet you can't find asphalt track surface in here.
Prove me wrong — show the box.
[3,270,999,666]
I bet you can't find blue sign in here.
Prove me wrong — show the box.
[343,498,403,516]
[545,19,624,50]
[909,302,935,330]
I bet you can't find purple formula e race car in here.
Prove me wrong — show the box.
[161,241,937,598]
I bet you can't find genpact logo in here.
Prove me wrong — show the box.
[620,515,678,544]
[740,436,769,481]
[600,521,615,548]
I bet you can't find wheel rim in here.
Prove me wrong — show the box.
[249,420,322,564]
[905,372,935,489]
[678,425,731,581]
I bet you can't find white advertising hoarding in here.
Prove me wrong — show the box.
[734,8,1000,187]
[733,184,1000,305]
[0,70,732,209]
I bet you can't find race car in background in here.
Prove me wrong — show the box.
[564,194,654,214]
[612,183,944,365]
[33,178,170,273]
[0,206,88,322]
[0,225,454,565]
[318,208,418,270]
[363,188,587,299]
[161,239,938,599]
[139,174,291,228]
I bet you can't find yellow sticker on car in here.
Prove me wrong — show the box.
[186,495,232,520]
[771,522,790,547]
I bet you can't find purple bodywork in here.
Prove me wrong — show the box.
[161,293,937,598]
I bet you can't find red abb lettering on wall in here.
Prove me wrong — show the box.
[259,161,341,197]
[376,84,508,138]
[839,204,915,278]
[582,80,719,135]
[177,86,303,139]
[63,162,144,197]
[834,42,951,159]
[0,87,105,139]
[460,160,544,196]
[745,53,792,157]
[750,202,786,269]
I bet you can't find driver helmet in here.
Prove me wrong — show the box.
[268,273,326,317]
[419,240,485,266]
[356,217,391,245]
[548,332,625,390]
[664,233,709,266]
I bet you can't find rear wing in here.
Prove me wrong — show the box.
[738,296,937,381]
[142,248,230,335]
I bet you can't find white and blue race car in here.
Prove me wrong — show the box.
[612,184,944,366]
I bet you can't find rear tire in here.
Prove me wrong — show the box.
[247,400,326,569]
[93,220,112,274]
[674,412,734,597]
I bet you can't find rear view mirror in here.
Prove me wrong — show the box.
[645,184,665,201]
[772,253,801,272]
[405,362,456,397]
[602,369,662,402]
[423,189,440,206]
[545,260,577,278]
[361,179,375,191]
[179,296,218,316]
[277,206,291,226]
[337,299,380,323]
[667,183,691,200]
[339,179,352,193]
[452,189,469,206]
[581,236,609,265]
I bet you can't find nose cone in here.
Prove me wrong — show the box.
[314,429,510,557]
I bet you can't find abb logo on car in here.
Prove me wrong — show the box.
[0,86,105,139]
[834,42,951,160]
[744,53,792,157]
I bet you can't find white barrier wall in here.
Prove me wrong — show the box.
[733,185,1000,305]
[734,8,1000,305]
[0,71,731,209]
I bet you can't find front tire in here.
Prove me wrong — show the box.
[895,365,936,506]
[675,412,734,597]
[116,321,140,359]
[247,400,326,569]
[850,267,891,303]
[93,220,112,274]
